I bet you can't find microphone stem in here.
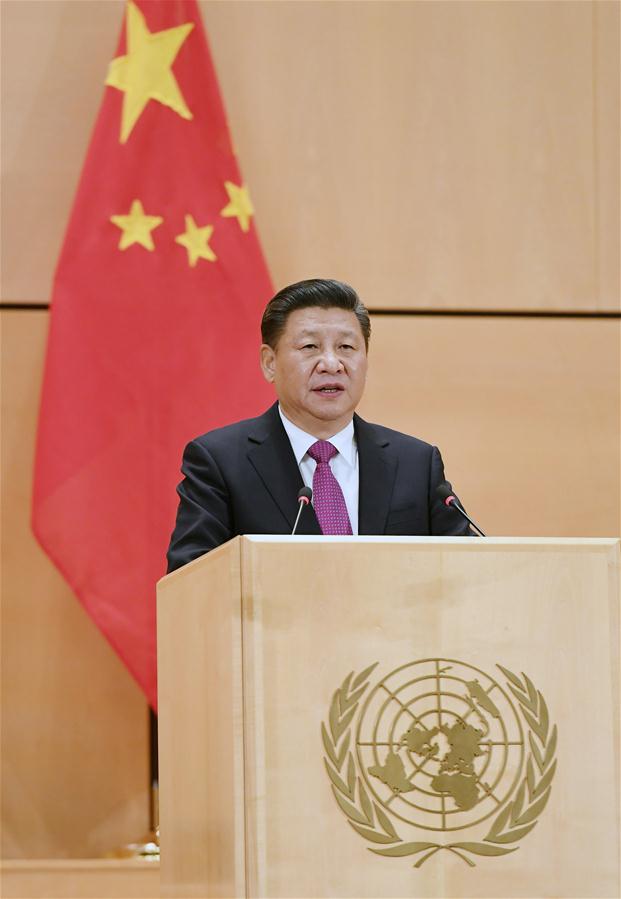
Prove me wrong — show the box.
[453,501,486,537]
[291,500,306,536]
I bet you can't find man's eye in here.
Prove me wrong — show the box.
[302,343,317,350]
[340,344,354,350]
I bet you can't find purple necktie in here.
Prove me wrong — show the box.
[307,440,353,535]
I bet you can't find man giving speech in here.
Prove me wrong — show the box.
[167,279,470,571]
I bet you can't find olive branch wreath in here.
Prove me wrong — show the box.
[321,663,557,868]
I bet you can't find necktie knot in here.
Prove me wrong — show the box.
[307,440,338,464]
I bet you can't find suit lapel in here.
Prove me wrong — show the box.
[247,404,321,534]
[355,415,398,535]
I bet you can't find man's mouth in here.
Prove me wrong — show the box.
[313,384,344,394]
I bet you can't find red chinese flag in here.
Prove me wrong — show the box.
[32,0,274,709]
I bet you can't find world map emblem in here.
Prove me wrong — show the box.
[321,659,557,867]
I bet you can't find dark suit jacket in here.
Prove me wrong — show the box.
[166,403,470,572]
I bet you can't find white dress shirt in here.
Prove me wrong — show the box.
[278,405,359,534]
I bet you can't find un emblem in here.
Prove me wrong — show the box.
[321,659,557,867]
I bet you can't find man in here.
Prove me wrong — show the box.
[167,279,470,572]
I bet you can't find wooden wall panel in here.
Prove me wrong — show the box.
[0,860,160,899]
[205,0,619,311]
[0,0,123,304]
[594,2,621,310]
[1,310,150,858]
[1,0,618,311]
[358,315,621,538]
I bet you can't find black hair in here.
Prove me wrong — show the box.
[261,278,371,349]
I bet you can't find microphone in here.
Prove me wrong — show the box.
[292,486,313,535]
[436,481,486,537]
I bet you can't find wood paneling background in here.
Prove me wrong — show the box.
[1,0,619,860]
[359,316,620,537]
[1,0,619,311]
[205,0,620,312]
[1,312,150,858]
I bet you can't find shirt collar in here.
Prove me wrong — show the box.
[278,405,357,468]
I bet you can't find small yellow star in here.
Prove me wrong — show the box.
[105,0,194,144]
[110,199,163,251]
[175,215,217,267]
[220,181,254,232]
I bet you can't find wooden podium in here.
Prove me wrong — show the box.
[157,536,620,898]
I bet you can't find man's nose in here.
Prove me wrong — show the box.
[317,350,344,373]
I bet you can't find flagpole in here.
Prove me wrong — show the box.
[149,708,159,836]
[107,708,159,859]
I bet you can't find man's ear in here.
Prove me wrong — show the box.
[260,344,276,382]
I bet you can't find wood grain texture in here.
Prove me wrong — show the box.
[358,315,621,538]
[0,859,159,899]
[157,535,620,898]
[1,311,150,858]
[1,0,618,310]
[157,539,245,899]
[593,1,621,310]
[0,0,123,304]
[204,0,619,311]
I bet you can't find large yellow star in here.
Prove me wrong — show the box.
[175,215,217,267]
[105,0,194,144]
[220,181,254,233]
[110,199,163,251]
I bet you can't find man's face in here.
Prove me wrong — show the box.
[260,306,368,438]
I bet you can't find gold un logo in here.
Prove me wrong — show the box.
[321,658,557,867]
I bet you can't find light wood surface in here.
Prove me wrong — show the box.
[358,315,621,538]
[0,311,150,859]
[157,540,245,899]
[157,535,620,898]
[0,859,159,899]
[1,0,618,310]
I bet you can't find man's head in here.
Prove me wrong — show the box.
[261,279,371,350]
[260,279,370,439]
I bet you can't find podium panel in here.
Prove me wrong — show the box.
[157,536,620,898]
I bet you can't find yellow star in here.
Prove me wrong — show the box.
[175,215,217,267]
[110,199,163,251]
[220,181,254,233]
[105,0,194,144]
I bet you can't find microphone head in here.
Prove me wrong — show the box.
[297,486,313,505]
[436,481,456,507]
